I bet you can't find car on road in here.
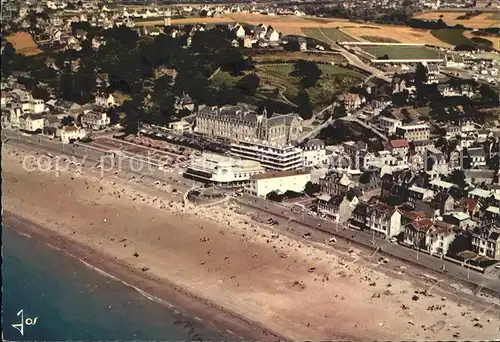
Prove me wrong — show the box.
[495,264,500,269]
[389,237,398,243]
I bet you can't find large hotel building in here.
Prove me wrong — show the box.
[195,104,303,146]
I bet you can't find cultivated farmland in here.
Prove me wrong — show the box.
[301,27,357,44]
[340,25,450,46]
[360,36,400,43]
[414,12,500,29]
[360,46,443,59]
[135,13,451,47]
[6,32,42,56]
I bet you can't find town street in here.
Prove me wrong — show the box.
[236,193,500,295]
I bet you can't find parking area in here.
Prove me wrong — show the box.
[86,136,197,171]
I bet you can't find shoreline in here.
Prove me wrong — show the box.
[3,144,499,340]
[3,212,284,341]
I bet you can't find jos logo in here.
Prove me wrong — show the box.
[11,309,38,336]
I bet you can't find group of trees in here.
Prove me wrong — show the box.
[4,24,256,129]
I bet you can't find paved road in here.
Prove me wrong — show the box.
[236,194,500,295]
[297,104,336,143]
[341,116,389,141]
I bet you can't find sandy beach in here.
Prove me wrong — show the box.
[3,144,499,340]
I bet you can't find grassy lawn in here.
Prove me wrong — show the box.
[360,36,400,43]
[361,46,443,59]
[430,29,472,46]
[210,71,242,88]
[258,63,364,107]
[212,63,364,109]
[301,27,356,44]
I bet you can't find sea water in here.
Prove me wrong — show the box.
[2,227,225,341]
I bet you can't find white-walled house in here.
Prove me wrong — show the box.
[302,139,327,167]
[58,126,87,144]
[95,92,116,108]
[235,25,246,38]
[168,120,192,133]
[366,202,403,239]
[425,221,456,256]
[19,114,45,132]
[246,169,311,197]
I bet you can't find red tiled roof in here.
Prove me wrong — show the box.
[460,198,477,212]
[432,221,456,236]
[409,218,433,232]
[373,202,396,214]
[389,139,409,149]
[399,210,427,221]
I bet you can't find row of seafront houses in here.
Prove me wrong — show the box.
[1,89,114,143]
[315,169,500,266]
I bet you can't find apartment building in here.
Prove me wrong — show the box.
[471,224,500,260]
[404,218,434,249]
[366,203,403,239]
[80,111,110,131]
[319,172,357,197]
[230,139,303,171]
[58,126,87,144]
[378,116,402,135]
[425,221,457,256]
[396,123,431,141]
[245,169,311,197]
[388,139,409,156]
[19,114,44,133]
[301,139,327,167]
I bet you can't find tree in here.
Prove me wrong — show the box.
[106,108,121,125]
[296,91,313,120]
[283,40,300,52]
[414,63,428,89]
[61,116,75,126]
[304,181,321,196]
[235,73,260,95]
[32,86,50,101]
[449,170,467,188]
[332,103,346,118]
[266,190,283,202]
[291,60,322,88]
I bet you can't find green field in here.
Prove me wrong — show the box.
[360,36,400,43]
[258,63,364,107]
[361,46,443,59]
[430,29,472,46]
[301,27,357,44]
[212,63,364,109]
